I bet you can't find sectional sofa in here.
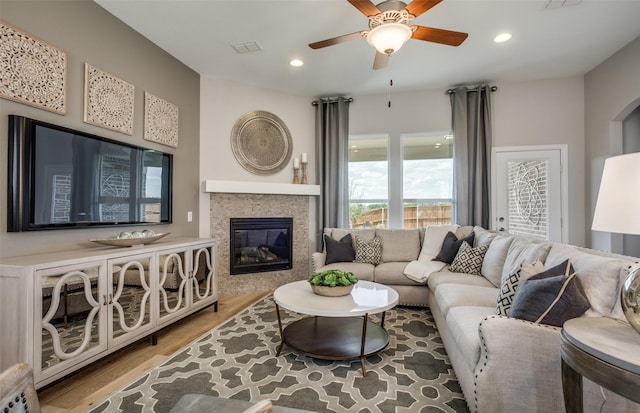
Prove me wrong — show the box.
[311,226,640,413]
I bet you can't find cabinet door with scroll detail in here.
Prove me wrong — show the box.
[494,147,565,242]
[191,243,217,310]
[37,261,108,383]
[108,253,155,347]
[156,248,189,325]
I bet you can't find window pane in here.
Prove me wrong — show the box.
[349,134,388,228]
[402,133,453,228]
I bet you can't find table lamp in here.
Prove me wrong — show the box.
[592,152,640,334]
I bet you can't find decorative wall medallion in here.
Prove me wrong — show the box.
[84,63,134,135]
[0,22,67,114]
[144,92,179,148]
[231,110,292,175]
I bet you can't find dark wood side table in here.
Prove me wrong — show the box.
[560,317,640,413]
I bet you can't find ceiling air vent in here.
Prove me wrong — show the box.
[545,0,582,9]
[230,41,262,54]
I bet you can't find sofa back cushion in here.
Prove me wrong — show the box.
[545,243,633,318]
[325,228,376,244]
[473,226,500,247]
[376,229,421,262]
[501,237,552,283]
[419,224,460,259]
[481,235,515,287]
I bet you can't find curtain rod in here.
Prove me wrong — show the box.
[311,97,353,106]
[446,86,498,94]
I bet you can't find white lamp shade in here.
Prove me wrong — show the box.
[366,23,412,55]
[592,152,640,235]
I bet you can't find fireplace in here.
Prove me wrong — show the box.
[230,217,293,275]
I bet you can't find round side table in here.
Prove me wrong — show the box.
[560,317,640,413]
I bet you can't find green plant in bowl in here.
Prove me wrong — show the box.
[309,269,358,287]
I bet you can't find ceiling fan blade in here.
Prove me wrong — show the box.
[405,0,443,17]
[348,0,381,17]
[309,31,365,49]
[373,51,389,70]
[411,26,468,46]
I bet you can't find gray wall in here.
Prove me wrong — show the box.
[349,77,587,245]
[585,35,640,252]
[0,0,200,258]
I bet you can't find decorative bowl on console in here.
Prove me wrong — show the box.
[308,269,358,297]
[89,231,170,247]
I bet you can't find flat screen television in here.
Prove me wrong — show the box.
[7,115,173,232]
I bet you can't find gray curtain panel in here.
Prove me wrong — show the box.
[450,85,492,228]
[314,97,351,249]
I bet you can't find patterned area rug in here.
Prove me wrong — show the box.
[88,296,469,413]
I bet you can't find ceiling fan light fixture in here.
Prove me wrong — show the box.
[366,23,412,55]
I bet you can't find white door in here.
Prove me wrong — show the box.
[493,146,567,242]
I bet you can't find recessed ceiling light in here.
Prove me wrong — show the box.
[444,135,454,140]
[493,33,512,43]
[289,59,304,67]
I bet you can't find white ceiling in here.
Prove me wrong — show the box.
[94,0,640,97]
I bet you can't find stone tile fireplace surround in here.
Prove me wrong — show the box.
[208,182,319,297]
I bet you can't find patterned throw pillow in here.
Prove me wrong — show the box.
[449,241,488,275]
[496,260,544,316]
[354,235,382,265]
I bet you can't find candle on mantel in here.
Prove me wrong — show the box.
[301,152,307,163]
[293,157,300,169]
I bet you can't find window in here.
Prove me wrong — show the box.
[402,133,453,228]
[348,132,453,229]
[348,134,389,228]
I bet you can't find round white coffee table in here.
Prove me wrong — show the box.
[273,280,399,376]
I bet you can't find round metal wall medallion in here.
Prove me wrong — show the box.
[231,111,292,175]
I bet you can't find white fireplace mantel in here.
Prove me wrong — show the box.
[204,180,320,196]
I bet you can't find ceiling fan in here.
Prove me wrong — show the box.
[309,0,468,70]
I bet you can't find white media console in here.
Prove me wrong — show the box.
[0,237,217,388]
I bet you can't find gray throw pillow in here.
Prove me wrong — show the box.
[433,231,475,264]
[324,234,355,264]
[510,260,590,327]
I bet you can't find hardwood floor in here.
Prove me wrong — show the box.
[37,291,271,413]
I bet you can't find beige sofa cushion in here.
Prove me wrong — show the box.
[375,262,424,285]
[501,237,552,283]
[545,243,633,317]
[418,224,460,259]
[481,235,515,287]
[446,306,496,372]
[473,226,500,247]
[427,270,495,290]
[376,229,421,262]
[325,228,376,245]
[434,284,499,318]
